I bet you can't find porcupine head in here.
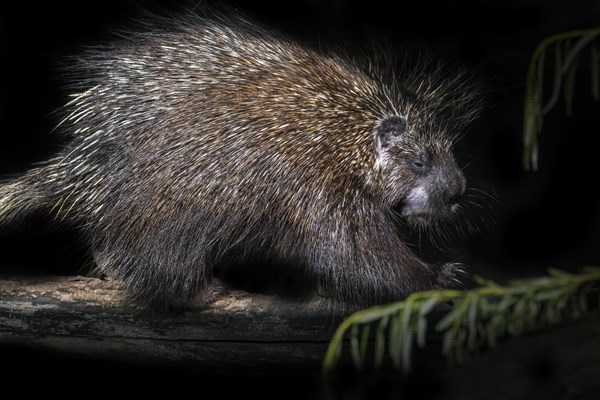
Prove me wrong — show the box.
[0,12,483,311]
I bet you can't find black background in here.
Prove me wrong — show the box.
[1,0,599,398]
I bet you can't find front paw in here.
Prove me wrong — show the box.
[435,262,472,290]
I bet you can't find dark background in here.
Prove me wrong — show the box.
[1,0,599,398]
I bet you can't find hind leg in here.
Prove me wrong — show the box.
[91,231,221,311]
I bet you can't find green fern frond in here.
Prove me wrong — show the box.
[523,28,600,170]
[322,267,600,376]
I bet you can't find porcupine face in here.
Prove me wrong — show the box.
[375,115,466,228]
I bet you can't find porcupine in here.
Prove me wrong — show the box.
[0,12,481,311]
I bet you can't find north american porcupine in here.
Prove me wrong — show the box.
[0,12,482,311]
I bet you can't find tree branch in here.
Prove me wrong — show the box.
[0,273,352,371]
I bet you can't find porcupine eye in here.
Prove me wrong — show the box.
[409,152,431,175]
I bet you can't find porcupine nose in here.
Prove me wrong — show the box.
[446,168,466,205]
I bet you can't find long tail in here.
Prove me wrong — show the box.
[0,166,55,229]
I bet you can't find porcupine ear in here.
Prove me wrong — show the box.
[374,116,407,164]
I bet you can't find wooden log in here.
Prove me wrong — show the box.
[1,273,599,399]
[0,273,354,372]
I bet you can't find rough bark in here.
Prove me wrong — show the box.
[0,273,359,371]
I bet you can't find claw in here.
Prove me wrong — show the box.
[454,267,471,279]
[435,262,472,290]
[450,276,467,289]
[453,266,476,290]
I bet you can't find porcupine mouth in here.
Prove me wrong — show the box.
[400,202,457,228]
[402,211,432,227]
[398,200,430,225]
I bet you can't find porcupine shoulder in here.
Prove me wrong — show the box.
[0,12,481,311]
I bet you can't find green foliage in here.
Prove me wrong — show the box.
[322,267,600,375]
[523,28,600,170]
